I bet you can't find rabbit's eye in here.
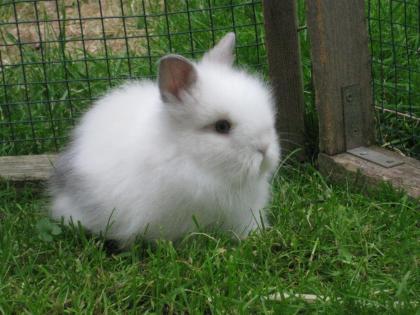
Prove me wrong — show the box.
[214,119,231,134]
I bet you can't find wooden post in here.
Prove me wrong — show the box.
[306,0,375,155]
[263,0,306,161]
[304,1,420,199]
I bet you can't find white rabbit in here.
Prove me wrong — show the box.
[49,33,280,247]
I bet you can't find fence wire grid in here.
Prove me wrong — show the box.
[0,0,265,155]
[0,0,419,159]
[367,0,420,158]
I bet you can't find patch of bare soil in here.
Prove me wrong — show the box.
[0,0,161,65]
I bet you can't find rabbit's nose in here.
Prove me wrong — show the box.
[257,144,269,156]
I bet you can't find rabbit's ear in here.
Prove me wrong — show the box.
[202,32,236,66]
[159,55,197,102]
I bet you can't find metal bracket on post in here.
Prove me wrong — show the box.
[342,85,404,168]
[342,84,363,150]
[347,147,404,168]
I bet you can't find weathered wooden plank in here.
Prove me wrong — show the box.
[0,154,57,182]
[263,0,306,161]
[319,146,420,199]
[306,0,375,155]
[1,150,418,200]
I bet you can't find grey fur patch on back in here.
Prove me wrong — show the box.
[48,148,80,196]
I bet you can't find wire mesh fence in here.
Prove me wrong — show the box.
[0,0,419,159]
[0,0,265,155]
[367,0,420,158]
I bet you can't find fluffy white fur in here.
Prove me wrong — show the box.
[49,33,280,247]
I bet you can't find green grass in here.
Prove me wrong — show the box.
[0,165,419,313]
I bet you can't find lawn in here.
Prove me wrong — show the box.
[0,165,419,313]
[0,1,419,313]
